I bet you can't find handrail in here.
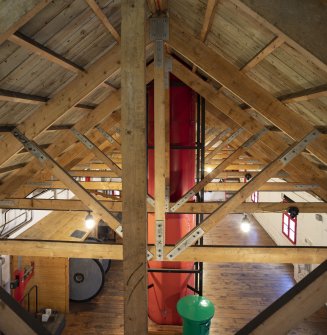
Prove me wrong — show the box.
[235,259,327,334]
[0,286,51,335]
[20,285,38,316]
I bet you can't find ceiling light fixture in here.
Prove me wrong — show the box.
[85,212,95,230]
[240,214,251,233]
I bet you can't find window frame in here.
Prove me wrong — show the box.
[251,191,259,203]
[282,211,297,245]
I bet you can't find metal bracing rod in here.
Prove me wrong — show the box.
[10,128,123,237]
[70,127,122,177]
[170,128,268,212]
[96,125,121,148]
[167,129,321,260]
[205,127,244,162]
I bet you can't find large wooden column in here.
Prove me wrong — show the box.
[121,1,147,334]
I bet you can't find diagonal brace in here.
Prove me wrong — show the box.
[170,128,268,212]
[11,128,123,237]
[167,129,321,260]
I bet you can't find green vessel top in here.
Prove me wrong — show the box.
[177,295,215,322]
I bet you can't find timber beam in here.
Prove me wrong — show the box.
[0,0,50,45]
[121,1,148,333]
[21,180,320,192]
[236,260,327,335]
[167,130,320,260]
[170,59,327,201]
[168,20,327,165]
[0,240,327,264]
[11,128,123,236]
[0,199,326,214]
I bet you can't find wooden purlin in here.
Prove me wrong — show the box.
[85,0,121,43]
[0,44,121,169]
[18,180,320,193]
[0,64,154,201]
[0,0,50,45]
[1,199,326,214]
[171,60,327,200]
[0,94,120,200]
[229,0,327,74]
[11,128,123,236]
[205,128,244,162]
[169,20,327,165]
[170,128,268,212]
[70,128,122,177]
[167,129,320,260]
[8,32,84,74]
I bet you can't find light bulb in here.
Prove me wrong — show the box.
[240,214,251,233]
[240,222,251,233]
[85,213,95,230]
[206,167,213,173]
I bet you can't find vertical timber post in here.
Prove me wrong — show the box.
[121,1,147,334]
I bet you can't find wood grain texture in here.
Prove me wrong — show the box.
[62,215,327,334]
[169,19,327,165]
[121,0,148,333]
[12,256,69,313]
[0,0,50,45]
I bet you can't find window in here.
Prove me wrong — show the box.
[282,212,297,244]
[251,191,259,203]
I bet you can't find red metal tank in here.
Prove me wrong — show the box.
[147,75,196,325]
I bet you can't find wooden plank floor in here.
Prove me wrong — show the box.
[63,214,327,334]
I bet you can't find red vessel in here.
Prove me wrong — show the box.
[147,75,196,325]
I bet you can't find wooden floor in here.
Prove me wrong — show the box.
[63,214,327,334]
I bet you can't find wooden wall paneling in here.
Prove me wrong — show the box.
[121,0,148,333]
[11,256,69,313]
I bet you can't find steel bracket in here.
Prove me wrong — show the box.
[155,220,165,260]
[279,130,320,166]
[166,227,205,260]
[243,128,268,148]
[96,126,115,145]
[149,16,169,41]
[170,190,195,212]
[11,128,47,162]
[71,128,94,150]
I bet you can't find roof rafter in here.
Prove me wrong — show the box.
[0,44,121,168]
[0,0,49,45]
[169,20,327,166]
[85,0,121,43]
[8,32,85,74]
